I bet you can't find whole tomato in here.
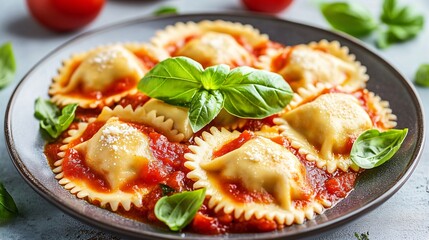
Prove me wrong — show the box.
[26,0,105,32]
[241,0,293,14]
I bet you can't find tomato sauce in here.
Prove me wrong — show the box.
[67,77,136,100]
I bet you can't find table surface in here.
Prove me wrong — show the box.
[1,0,428,239]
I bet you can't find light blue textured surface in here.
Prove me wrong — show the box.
[0,0,428,239]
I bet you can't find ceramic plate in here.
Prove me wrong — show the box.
[5,13,425,239]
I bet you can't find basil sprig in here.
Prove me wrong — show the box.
[154,188,206,231]
[34,98,78,139]
[0,42,16,89]
[0,182,18,223]
[351,128,408,169]
[138,57,293,132]
[377,0,424,49]
[415,64,429,87]
[320,2,377,37]
[320,0,424,49]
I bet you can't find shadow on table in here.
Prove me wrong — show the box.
[6,15,70,39]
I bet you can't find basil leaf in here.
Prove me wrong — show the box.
[138,57,203,107]
[0,182,18,223]
[377,0,424,48]
[159,184,176,196]
[153,6,178,16]
[201,64,229,90]
[155,188,206,231]
[351,128,408,169]
[221,67,293,118]
[34,97,59,122]
[381,0,424,26]
[320,2,377,37]
[0,42,16,89]
[415,64,429,87]
[34,98,78,139]
[189,90,224,132]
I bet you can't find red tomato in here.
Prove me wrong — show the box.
[241,0,293,13]
[26,0,105,32]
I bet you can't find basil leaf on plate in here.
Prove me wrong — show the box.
[34,98,78,139]
[138,57,203,107]
[188,90,224,132]
[155,188,206,231]
[415,64,429,87]
[320,2,377,37]
[0,182,18,223]
[351,128,408,169]
[0,42,16,89]
[221,67,293,118]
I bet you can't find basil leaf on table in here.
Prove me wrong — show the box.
[320,2,377,37]
[221,67,293,118]
[138,57,293,132]
[138,57,203,107]
[0,42,16,89]
[415,64,429,87]
[153,6,178,16]
[34,98,78,139]
[189,90,224,132]
[0,182,18,223]
[155,188,206,231]
[377,0,424,48]
[351,128,408,169]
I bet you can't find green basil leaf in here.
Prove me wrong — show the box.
[377,23,422,49]
[34,97,59,122]
[381,0,424,26]
[351,128,408,169]
[221,67,293,118]
[155,188,206,231]
[159,184,176,196]
[189,90,224,132]
[153,6,178,16]
[377,0,424,48]
[34,98,77,139]
[56,103,78,136]
[0,42,16,89]
[0,182,18,223]
[138,57,203,107]
[320,2,377,37]
[415,64,429,87]
[201,64,229,90]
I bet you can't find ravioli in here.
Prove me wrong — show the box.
[50,44,154,108]
[185,127,328,225]
[176,32,252,67]
[151,20,270,68]
[74,118,154,190]
[259,40,367,92]
[278,93,373,173]
[53,105,166,211]
[141,99,194,142]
